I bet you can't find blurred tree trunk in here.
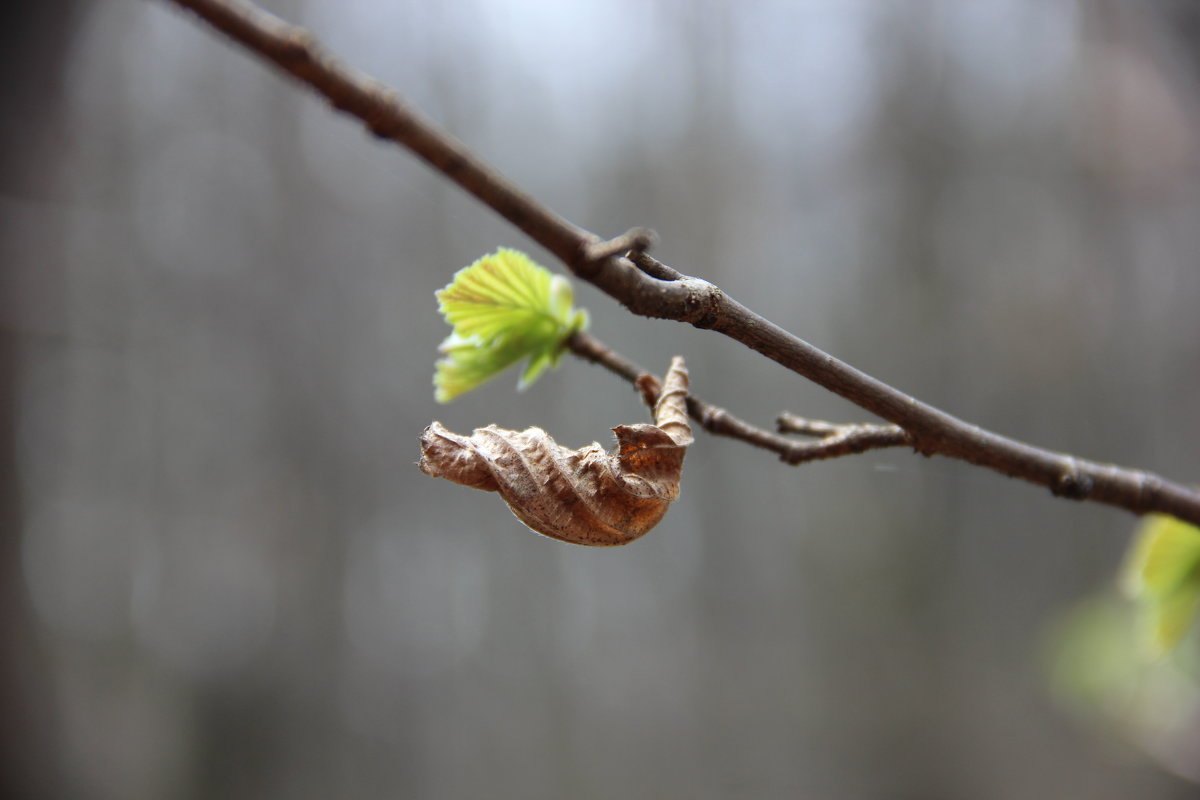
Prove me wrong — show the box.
[0,2,80,797]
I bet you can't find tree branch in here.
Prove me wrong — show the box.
[167,0,1200,526]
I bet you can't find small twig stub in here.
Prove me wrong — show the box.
[419,357,692,545]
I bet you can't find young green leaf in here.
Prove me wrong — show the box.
[433,249,588,403]
[1122,514,1200,657]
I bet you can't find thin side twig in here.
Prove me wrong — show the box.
[777,412,912,460]
[568,332,908,465]
[167,0,1200,526]
[581,227,656,265]
[568,332,850,465]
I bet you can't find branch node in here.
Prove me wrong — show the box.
[685,281,723,328]
[361,90,409,139]
[277,29,316,63]
[1134,471,1160,514]
[1052,457,1094,500]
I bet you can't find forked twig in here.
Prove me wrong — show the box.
[568,332,832,465]
[776,413,911,461]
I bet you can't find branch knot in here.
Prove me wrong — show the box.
[1052,457,1095,500]
[683,279,722,328]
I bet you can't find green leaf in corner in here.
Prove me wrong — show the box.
[1121,514,1200,658]
[433,249,588,403]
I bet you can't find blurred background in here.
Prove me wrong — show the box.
[3,0,1200,797]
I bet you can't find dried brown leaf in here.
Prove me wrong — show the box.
[419,357,692,545]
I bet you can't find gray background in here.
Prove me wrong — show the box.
[4,0,1200,797]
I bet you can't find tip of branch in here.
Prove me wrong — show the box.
[625,227,658,252]
[579,228,659,271]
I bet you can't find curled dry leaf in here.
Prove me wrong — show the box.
[419,357,693,545]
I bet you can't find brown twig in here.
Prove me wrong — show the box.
[568,332,843,465]
[776,413,912,460]
[167,0,1200,526]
